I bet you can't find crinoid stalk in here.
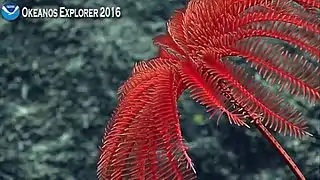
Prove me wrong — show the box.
[97,0,319,179]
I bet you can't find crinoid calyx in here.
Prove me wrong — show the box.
[97,0,319,179]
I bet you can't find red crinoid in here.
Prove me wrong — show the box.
[97,0,320,179]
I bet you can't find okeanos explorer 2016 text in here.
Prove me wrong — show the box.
[21,6,122,18]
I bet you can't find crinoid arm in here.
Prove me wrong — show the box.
[97,52,195,180]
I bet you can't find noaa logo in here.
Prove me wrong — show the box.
[1,3,20,21]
